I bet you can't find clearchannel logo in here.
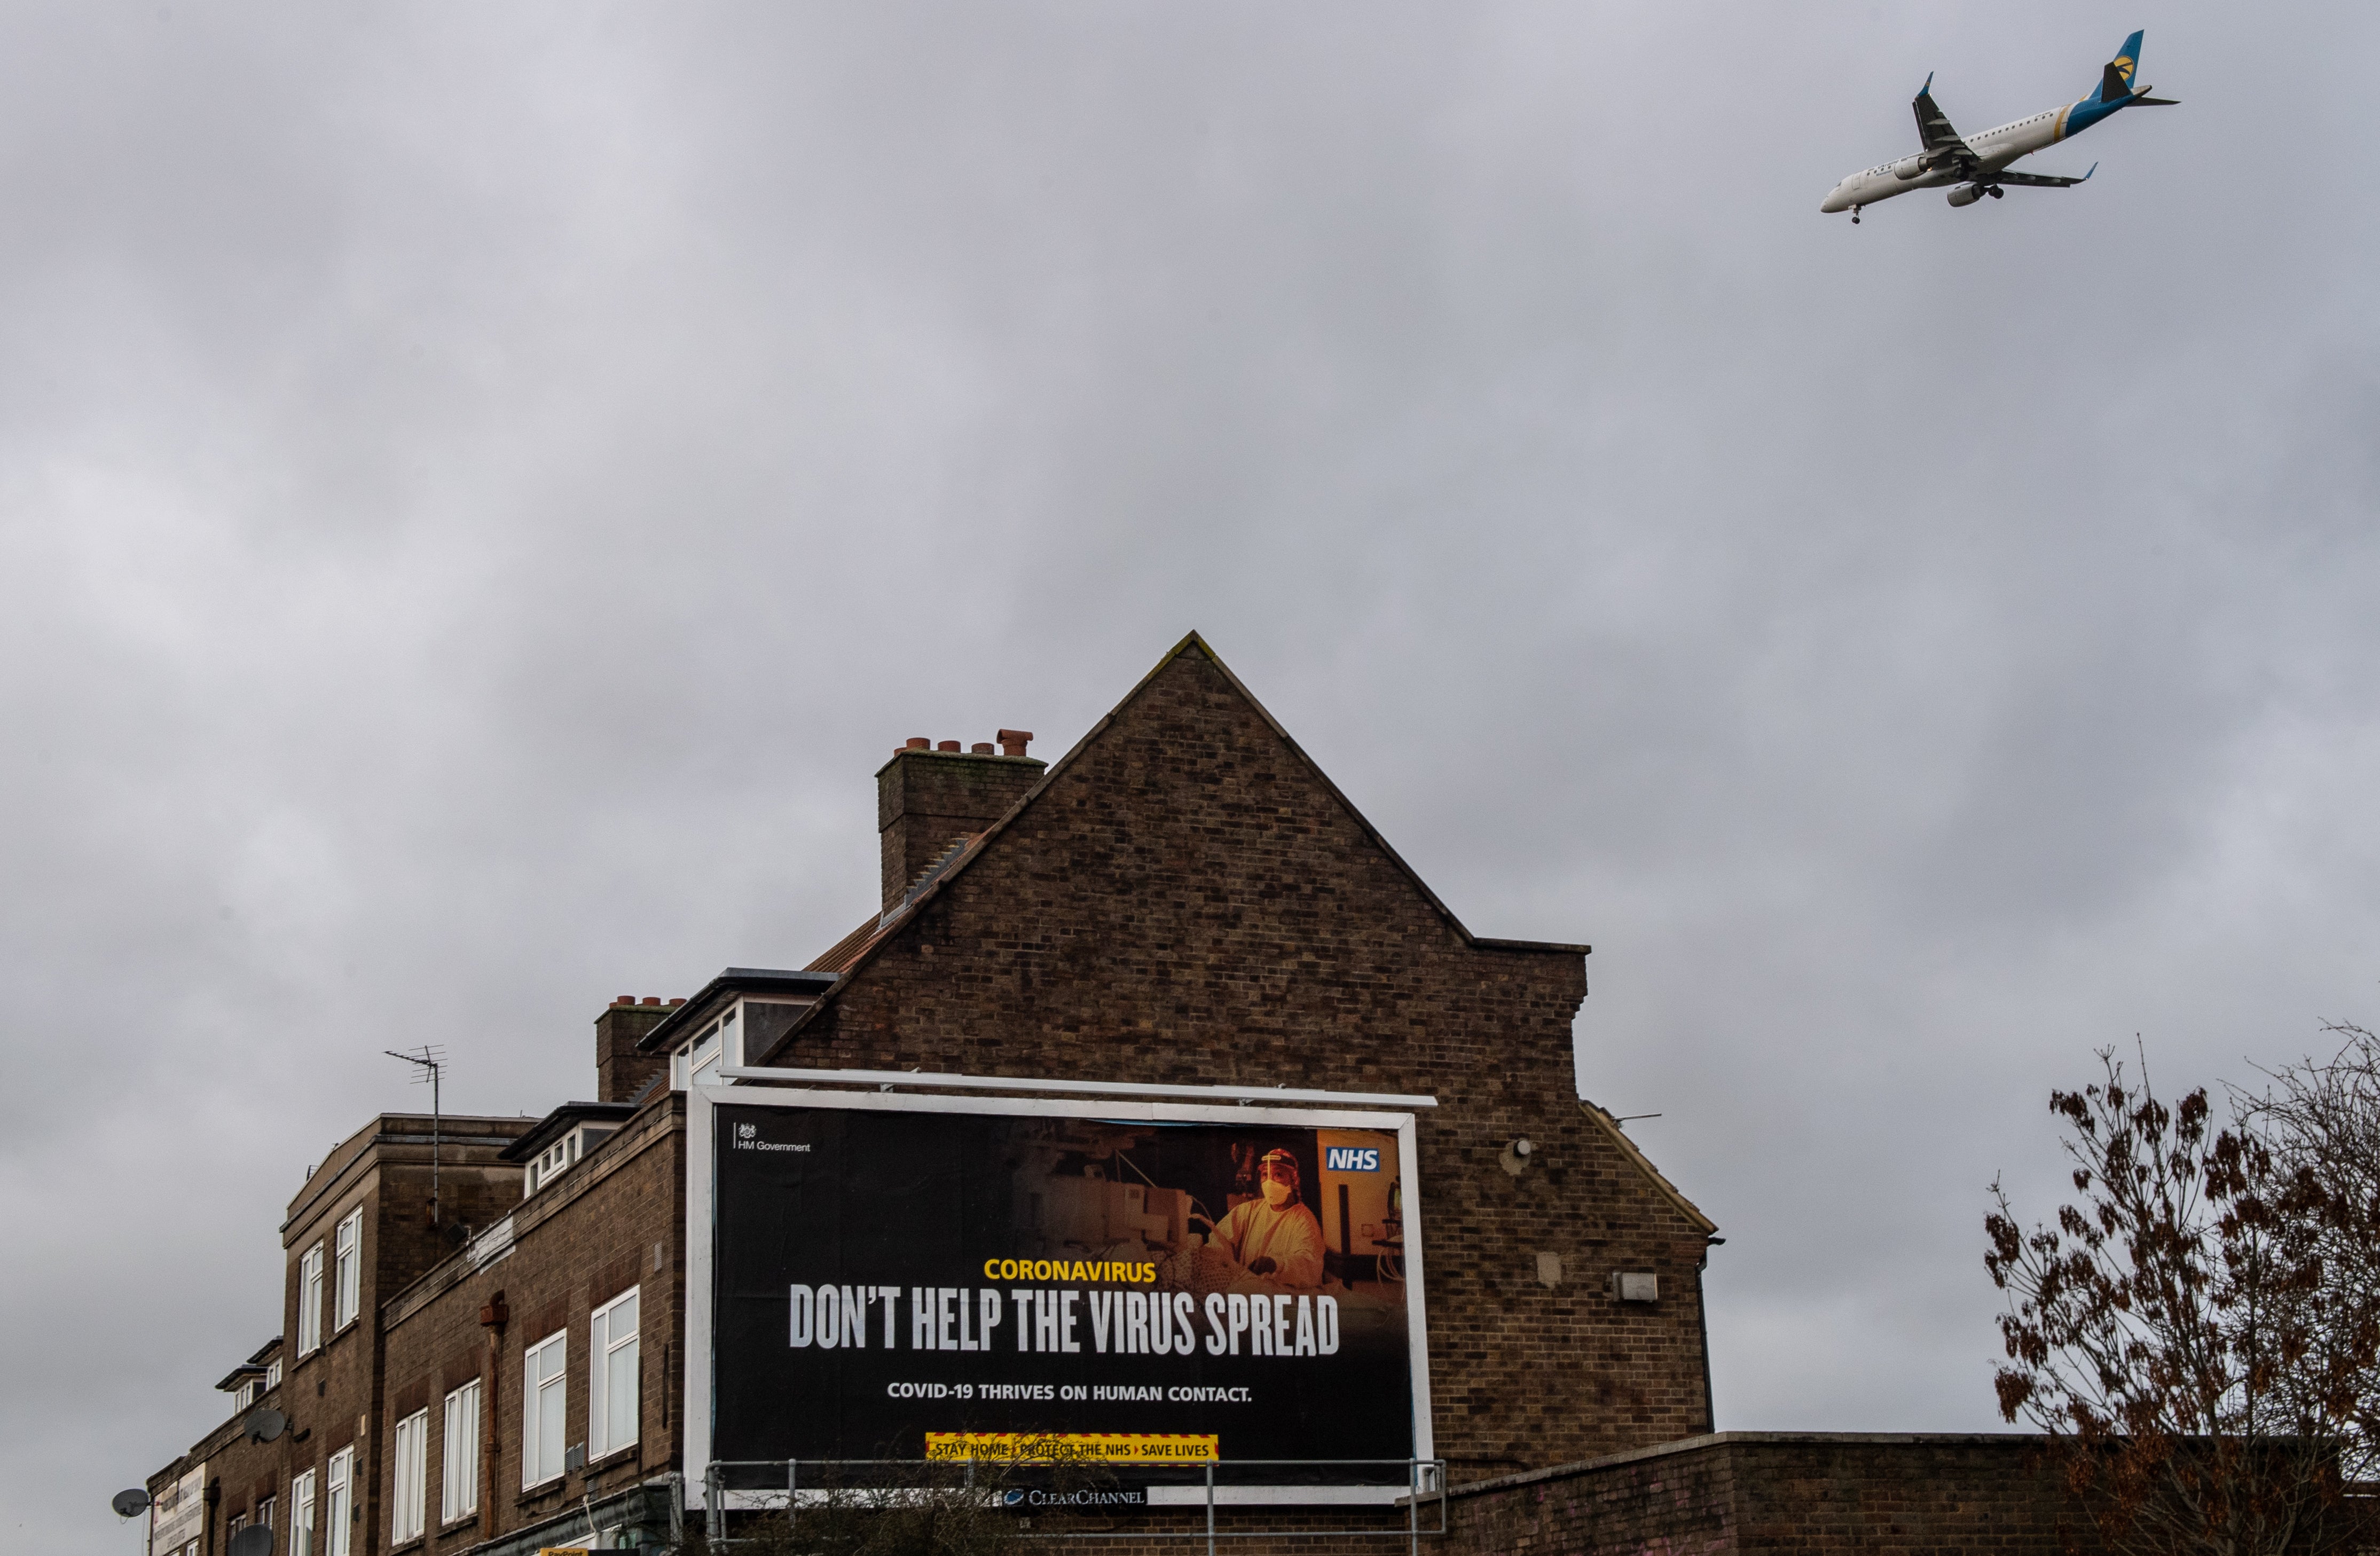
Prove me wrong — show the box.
[1001,1488,1149,1510]
[1323,1146,1380,1172]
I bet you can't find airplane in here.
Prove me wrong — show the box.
[1821,30,2175,223]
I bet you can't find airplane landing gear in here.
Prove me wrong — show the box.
[1851,205,1863,224]
[1987,186,2003,198]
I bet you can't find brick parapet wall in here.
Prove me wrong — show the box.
[1441,1433,2106,1556]
[382,1095,679,1330]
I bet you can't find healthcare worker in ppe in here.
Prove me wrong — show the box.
[1211,1148,1325,1287]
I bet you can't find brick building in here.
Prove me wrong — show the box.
[144,633,1726,1556]
[148,1112,532,1556]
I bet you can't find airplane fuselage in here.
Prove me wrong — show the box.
[1819,33,2169,219]
[1822,105,2072,211]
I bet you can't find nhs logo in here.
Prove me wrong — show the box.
[1324,1146,1380,1172]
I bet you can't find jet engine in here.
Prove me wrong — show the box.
[1946,183,1988,207]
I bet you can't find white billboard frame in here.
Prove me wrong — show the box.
[684,1083,1434,1510]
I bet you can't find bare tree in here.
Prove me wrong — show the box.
[1985,1043,2378,1556]
[2237,1023,2380,1492]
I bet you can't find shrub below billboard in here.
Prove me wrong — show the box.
[711,1101,1420,1481]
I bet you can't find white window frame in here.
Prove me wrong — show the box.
[588,1285,640,1459]
[441,1378,481,1523]
[332,1209,362,1331]
[297,1244,325,1355]
[522,1330,568,1488]
[525,1125,623,1198]
[391,1408,428,1543]
[528,1133,568,1198]
[290,1468,316,1556]
[326,1447,354,1556]
[264,1358,282,1392]
[678,1017,726,1092]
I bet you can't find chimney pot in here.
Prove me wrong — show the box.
[641,995,661,1005]
[669,997,687,1006]
[905,737,930,751]
[937,740,960,752]
[970,742,993,754]
[614,995,635,1006]
[997,729,1034,757]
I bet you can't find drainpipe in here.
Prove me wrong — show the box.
[1696,1237,1723,1434]
[481,1293,509,1542]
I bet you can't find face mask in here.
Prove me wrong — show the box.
[1261,1179,1293,1208]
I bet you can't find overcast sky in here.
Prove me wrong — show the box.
[7,2,2377,1545]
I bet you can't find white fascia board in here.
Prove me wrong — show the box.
[714,1065,1436,1110]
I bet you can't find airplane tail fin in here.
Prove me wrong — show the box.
[2094,29,2145,101]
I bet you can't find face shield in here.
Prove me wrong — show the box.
[1256,1150,1299,1209]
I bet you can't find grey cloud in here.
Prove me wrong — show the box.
[5,2,2379,1543]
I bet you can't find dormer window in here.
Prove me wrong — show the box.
[503,1102,635,1201]
[215,1343,279,1416]
[521,1123,618,1199]
[669,997,813,1089]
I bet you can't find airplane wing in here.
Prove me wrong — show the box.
[1991,164,2095,188]
[1911,76,1977,173]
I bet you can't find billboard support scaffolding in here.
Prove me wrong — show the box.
[698,1458,1449,1553]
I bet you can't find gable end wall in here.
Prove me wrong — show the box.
[788,646,1714,1469]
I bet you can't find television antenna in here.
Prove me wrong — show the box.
[385,1046,446,1231]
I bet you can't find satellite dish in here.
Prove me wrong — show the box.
[229,1525,274,1556]
[111,1489,152,1519]
[244,1407,288,1443]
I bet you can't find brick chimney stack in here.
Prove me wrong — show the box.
[876,732,1044,914]
[594,995,684,1102]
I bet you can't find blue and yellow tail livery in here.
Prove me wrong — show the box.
[2061,30,2166,136]
[2094,30,2145,103]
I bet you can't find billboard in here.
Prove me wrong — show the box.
[686,1089,1430,1500]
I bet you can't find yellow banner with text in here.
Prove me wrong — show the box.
[924,1432,1219,1464]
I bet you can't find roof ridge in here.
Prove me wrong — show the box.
[754,631,1592,1067]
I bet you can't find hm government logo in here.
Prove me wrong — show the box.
[731,1120,810,1154]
